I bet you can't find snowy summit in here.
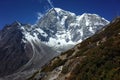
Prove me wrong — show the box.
[21,8,109,52]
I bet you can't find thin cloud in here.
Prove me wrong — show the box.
[37,13,44,19]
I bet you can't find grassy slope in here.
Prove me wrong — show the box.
[29,17,120,80]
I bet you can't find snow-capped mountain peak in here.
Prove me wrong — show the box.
[24,8,109,52]
[54,8,62,13]
[0,8,110,78]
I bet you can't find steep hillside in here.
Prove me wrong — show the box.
[29,17,120,80]
[0,8,109,79]
[0,22,57,78]
[0,22,30,77]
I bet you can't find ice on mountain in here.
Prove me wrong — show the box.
[61,16,68,26]
[21,8,109,52]
[54,8,62,13]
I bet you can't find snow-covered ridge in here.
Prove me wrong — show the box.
[21,8,109,52]
[0,8,110,79]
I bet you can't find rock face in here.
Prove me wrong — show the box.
[0,22,57,77]
[0,8,109,78]
[0,22,29,76]
[35,8,109,52]
[31,17,120,80]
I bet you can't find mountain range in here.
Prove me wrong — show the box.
[0,8,110,79]
[30,16,120,80]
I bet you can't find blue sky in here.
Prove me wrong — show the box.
[0,0,120,29]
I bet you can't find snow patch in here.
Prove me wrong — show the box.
[89,27,94,33]
[35,28,48,37]
[86,21,89,26]
[61,16,68,25]
[54,8,62,13]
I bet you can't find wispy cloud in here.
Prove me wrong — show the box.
[47,0,54,9]
[37,13,44,19]
[37,0,56,20]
